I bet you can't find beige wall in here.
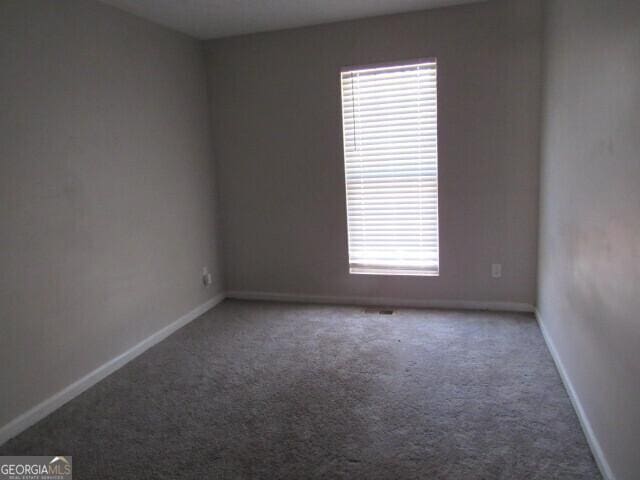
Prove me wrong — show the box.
[206,0,542,307]
[538,1,640,479]
[0,0,221,428]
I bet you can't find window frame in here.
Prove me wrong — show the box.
[339,58,440,277]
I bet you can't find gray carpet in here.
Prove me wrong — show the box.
[1,300,600,479]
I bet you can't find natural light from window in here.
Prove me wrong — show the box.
[340,59,439,276]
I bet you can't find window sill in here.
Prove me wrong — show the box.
[349,267,439,277]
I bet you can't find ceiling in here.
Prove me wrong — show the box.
[100,0,486,40]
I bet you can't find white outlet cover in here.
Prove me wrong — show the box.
[491,264,502,278]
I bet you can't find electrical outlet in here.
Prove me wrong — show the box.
[202,267,212,286]
[491,263,502,278]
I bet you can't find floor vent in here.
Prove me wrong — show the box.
[364,308,394,315]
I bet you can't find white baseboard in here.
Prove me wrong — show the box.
[2,292,611,479]
[536,310,615,480]
[226,290,534,313]
[0,292,225,446]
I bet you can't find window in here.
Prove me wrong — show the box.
[340,59,439,276]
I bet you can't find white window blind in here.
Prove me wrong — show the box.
[340,60,439,276]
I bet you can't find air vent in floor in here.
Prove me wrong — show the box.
[364,308,394,315]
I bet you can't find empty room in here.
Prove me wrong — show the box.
[1,0,638,478]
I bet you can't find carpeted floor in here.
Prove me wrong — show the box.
[1,300,601,479]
